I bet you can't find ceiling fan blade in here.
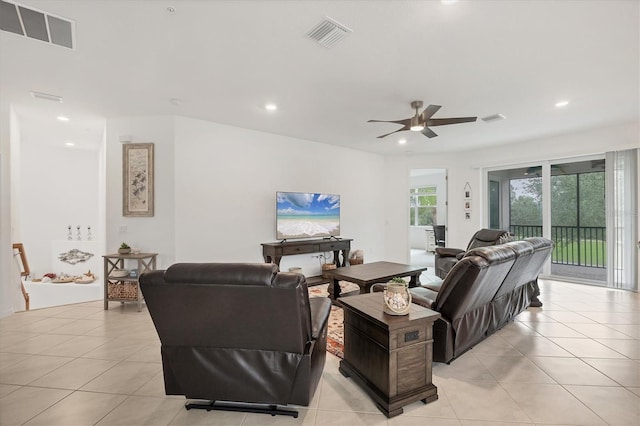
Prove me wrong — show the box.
[376,126,410,138]
[367,118,411,126]
[421,127,438,138]
[427,117,477,126]
[420,104,442,121]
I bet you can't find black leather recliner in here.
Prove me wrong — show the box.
[139,262,332,418]
[434,228,514,278]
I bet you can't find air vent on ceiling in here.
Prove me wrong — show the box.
[0,0,74,49]
[30,91,63,102]
[481,113,506,123]
[306,17,352,48]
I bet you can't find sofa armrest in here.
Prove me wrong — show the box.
[409,287,438,309]
[309,297,332,340]
[435,247,464,258]
[422,278,444,292]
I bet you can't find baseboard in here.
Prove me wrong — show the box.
[0,308,15,319]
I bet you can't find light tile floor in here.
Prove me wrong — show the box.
[1,279,639,425]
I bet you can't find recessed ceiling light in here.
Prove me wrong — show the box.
[555,100,570,108]
[398,139,407,145]
[441,0,459,4]
[57,116,69,122]
[265,103,278,111]
[64,141,75,147]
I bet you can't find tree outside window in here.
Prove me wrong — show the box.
[510,176,542,227]
[410,186,437,226]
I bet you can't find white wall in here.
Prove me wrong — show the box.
[173,116,386,277]
[19,144,100,277]
[0,102,15,317]
[384,122,640,262]
[105,117,176,269]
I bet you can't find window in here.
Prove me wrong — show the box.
[509,173,543,237]
[410,186,437,226]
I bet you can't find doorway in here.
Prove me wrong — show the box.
[409,168,446,284]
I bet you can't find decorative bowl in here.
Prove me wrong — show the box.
[111,269,129,278]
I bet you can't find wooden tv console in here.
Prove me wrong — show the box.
[261,238,352,285]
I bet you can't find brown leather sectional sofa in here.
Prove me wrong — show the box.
[411,237,553,363]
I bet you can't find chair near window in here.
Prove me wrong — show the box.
[433,225,446,247]
[434,228,513,279]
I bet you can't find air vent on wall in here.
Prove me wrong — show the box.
[306,17,352,48]
[0,0,74,49]
[481,113,506,123]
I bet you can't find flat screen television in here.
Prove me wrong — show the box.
[276,191,340,240]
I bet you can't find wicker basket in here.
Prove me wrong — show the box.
[108,282,138,299]
[321,263,337,278]
[349,257,364,266]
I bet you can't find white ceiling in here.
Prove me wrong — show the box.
[1,0,638,154]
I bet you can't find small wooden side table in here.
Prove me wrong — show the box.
[337,292,441,418]
[103,252,157,312]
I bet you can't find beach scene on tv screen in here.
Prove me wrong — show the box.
[277,192,340,239]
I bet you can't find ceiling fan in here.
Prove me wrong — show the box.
[368,100,477,139]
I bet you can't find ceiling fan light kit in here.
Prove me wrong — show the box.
[369,100,477,139]
[409,116,424,132]
[410,100,424,131]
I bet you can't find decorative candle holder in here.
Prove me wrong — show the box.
[382,280,412,316]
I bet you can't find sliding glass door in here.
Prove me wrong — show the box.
[550,160,606,283]
[487,157,608,285]
[487,166,543,239]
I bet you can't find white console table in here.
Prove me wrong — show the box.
[20,240,103,310]
[23,281,102,310]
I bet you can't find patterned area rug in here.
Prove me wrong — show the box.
[308,281,360,358]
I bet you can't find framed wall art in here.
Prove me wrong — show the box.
[464,182,472,221]
[463,182,472,199]
[123,143,154,217]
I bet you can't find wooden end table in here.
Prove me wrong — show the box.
[337,292,441,418]
[103,252,157,312]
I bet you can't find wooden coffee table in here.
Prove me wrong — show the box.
[337,292,441,418]
[324,261,428,300]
